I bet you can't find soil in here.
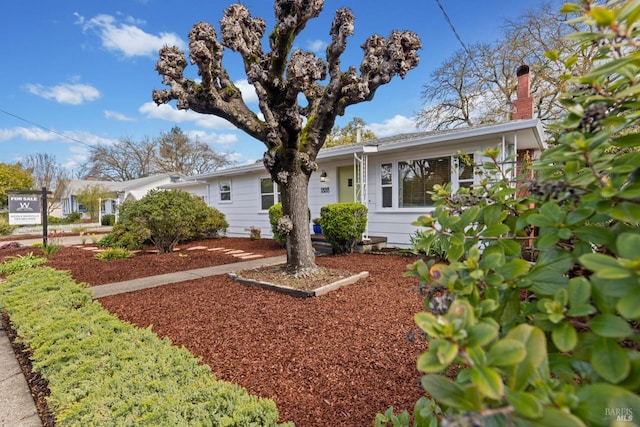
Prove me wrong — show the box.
[1,237,429,427]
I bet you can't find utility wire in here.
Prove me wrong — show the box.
[434,0,481,70]
[0,107,93,148]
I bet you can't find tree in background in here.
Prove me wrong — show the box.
[324,117,377,148]
[82,136,156,181]
[153,0,420,274]
[24,153,70,215]
[75,184,115,222]
[0,163,34,208]
[154,126,232,175]
[416,1,596,130]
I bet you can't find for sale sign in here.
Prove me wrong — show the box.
[8,195,42,225]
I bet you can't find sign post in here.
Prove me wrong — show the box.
[8,187,52,247]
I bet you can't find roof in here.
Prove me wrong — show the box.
[67,173,187,194]
[191,118,545,180]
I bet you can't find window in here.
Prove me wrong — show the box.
[260,178,280,210]
[219,181,231,201]
[381,163,392,208]
[455,154,475,189]
[398,157,451,207]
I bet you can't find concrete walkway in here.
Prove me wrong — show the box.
[0,238,286,426]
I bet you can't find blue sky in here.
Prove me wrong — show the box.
[1,0,546,175]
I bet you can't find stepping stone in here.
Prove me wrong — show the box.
[186,246,207,251]
[239,254,264,260]
[81,246,97,251]
[208,248,226,251]
[232,252,250,257]
[225,250,245,255]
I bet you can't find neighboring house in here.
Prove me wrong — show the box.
[175,66,546,247]
[61,173,186,219]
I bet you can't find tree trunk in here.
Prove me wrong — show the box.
[281,168,316,275]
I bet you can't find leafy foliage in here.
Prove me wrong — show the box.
[388,3,640,426]
[319,203,367,254]
[0,252,47,275]
[0,267,290,426]
[101,214,115,226]
[75,183,115,222]
[94,247,134,261]
[116,190,227,253]
[0,215,16,235]
[0,162,34,207]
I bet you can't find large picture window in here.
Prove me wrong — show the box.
[398,156,451,208]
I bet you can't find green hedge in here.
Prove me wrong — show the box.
[319,203,367,254]
[0,267,291,426]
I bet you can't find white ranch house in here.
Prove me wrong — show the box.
[167,117,545,248]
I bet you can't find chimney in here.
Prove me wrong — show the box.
[512,65,534,120]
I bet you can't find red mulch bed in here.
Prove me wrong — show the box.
[1,237,428,426]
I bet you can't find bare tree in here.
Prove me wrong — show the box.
[416,1,594,130]
[325,117,377,148]
[153,1,420,274]
[24,153,70,215]
[154,126,232,175]
[85,136,157,181]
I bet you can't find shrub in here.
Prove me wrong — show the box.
[96,223,149,250]
[0,216,15,235]
[0,252,47,275]
[319,203,367,254]
[65,211,82,223]
[198,203,228,238]
[0,267,290,426]
[101,214,115,226]
[268,203,287,247]
[94,247,134,261]
[119,190,222,253]
[387,4,640,426]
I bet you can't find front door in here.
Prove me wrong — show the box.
[338,166,355,203]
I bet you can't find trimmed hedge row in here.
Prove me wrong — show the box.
[0,267,291,426]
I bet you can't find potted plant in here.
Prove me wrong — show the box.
[312,218,322,234]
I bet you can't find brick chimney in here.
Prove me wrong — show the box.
[512,65,534,120]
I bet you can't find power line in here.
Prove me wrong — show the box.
[0,107,94,148]
[434,0,481,70]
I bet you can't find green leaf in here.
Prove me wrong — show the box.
[447,243,464,262]
[610,202,640,225]
[481,224,510,238]
[436,340,458,366]
[465,322,499,347]
[505,325,547,390]
[574,226,614,246]
[527,214,554,228]
[417,339,458,373]
[415,312,440,337]
[470,366,504,400]
[591,337,630,383]
[552,322,578,352]
[483,203,505,226]
[616,231,640,259]
[506,391,543,419]
[617,288,640,320]
[576,384,640,427]
[588,313,633,338]
[495,259,531,280]
[516,407,587,427]
[579,253,632,279]
[421,374,474,410]
[488,338,526,366]
[540,202,565,223]
[568,276,591,307]
[566,208,594,226]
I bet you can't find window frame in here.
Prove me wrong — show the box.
[259,177,280,211]
[219,181,232,203]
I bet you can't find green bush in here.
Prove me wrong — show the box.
[0,252,47,275]
[101,214,116,226]
[94,247,134,261]
[96,223,149,250]
[319,203,367,254]
[198,203,228,238]
[268,203,287,247]
[0,215,15,235]
[385,4,640,426]
[65,211,82,223]
[0,267,291,426]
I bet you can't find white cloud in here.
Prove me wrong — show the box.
[138,102,237,130]
[81,13,185,58]
[104,110,136,122]
[186,130,238,148]
[0,127,54,142]
[368,115,420,137]
[25,82,100,105]
[307,39,328,53]
[235,79,259,104]
[0,127,116,148]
